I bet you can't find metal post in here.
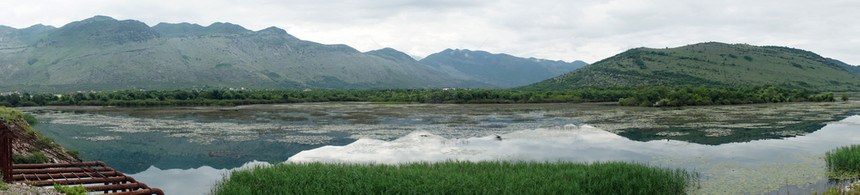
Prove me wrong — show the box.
[0,120,13,183]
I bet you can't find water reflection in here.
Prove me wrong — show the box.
[287,117,857,165]
[287,124,647,163]
[128,161,271,195]
[22,103,860,194]
[29,105,576,172]
[132,116,860,194]
[287,116,860,194]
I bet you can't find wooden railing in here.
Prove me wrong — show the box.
[0,120,163,195]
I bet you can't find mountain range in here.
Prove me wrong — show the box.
[3,16,859,93]
[0,16,585,93]
[420,49,586,88]
[524,42,860,91]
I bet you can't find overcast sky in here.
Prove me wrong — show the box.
[2,0,859,64]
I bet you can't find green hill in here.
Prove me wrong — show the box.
[524,42,860,91]
[420,49,587,88]
[828,58,860,77]
[0,16,479,93]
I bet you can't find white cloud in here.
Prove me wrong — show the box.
[1,0,859,64]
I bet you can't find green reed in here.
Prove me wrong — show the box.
[826,144,860,179]
[212,161,698,194]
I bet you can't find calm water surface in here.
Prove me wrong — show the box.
[23,102,860,194]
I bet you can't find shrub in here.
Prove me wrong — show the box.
[825,144,860,179]
[618,97,639,106]
[67,150,80,159]
[13,151,49,164]
[35,135,58,150]
[54,183,87,195]
[21,113,38,125]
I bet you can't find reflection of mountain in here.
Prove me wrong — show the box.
[32,112,356,173]
[128,161,271,195]
[289,116,860,165]
[616,118,831,145]
[130,115,860,195]
[288,125,645,163]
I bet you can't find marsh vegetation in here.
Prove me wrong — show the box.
[826,145,860,179]
[212,161,698,195]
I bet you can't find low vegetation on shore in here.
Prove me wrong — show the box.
[212,161,699,194]
[826,144,860,179]
[819,145,860,194]
[0,107,79,164]
[618,85,834,107]
[0,85,836,107]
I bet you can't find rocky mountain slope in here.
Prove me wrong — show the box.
[0,16,484,92]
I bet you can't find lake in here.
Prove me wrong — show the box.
[21,101,860,194]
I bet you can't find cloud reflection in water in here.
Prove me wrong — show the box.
[132,116,860,194]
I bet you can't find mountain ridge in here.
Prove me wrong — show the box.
[0,16,503,92]
[6,16,846,93]
[828,58,860,77]
[1,15,586,93]
[46,15,161,46]
[420,48,587,88]
[523,42,860,91]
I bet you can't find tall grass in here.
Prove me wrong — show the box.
[212,161,698,194]
[826,144,860,179]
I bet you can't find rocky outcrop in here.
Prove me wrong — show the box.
[2,117,77,164]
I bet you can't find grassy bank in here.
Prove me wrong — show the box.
[826,144,860,179]
[1,106,79,163]
[212,161,698,194]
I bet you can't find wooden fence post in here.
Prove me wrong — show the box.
[0,120,13,182]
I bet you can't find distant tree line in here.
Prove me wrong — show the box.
[0,85,835,108]
[618,85,834,107]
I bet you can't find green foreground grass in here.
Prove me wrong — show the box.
[212,161,698,194]
[826,144,860,179]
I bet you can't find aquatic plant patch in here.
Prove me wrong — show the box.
[211,161,698,194]
[826,144,860,179]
